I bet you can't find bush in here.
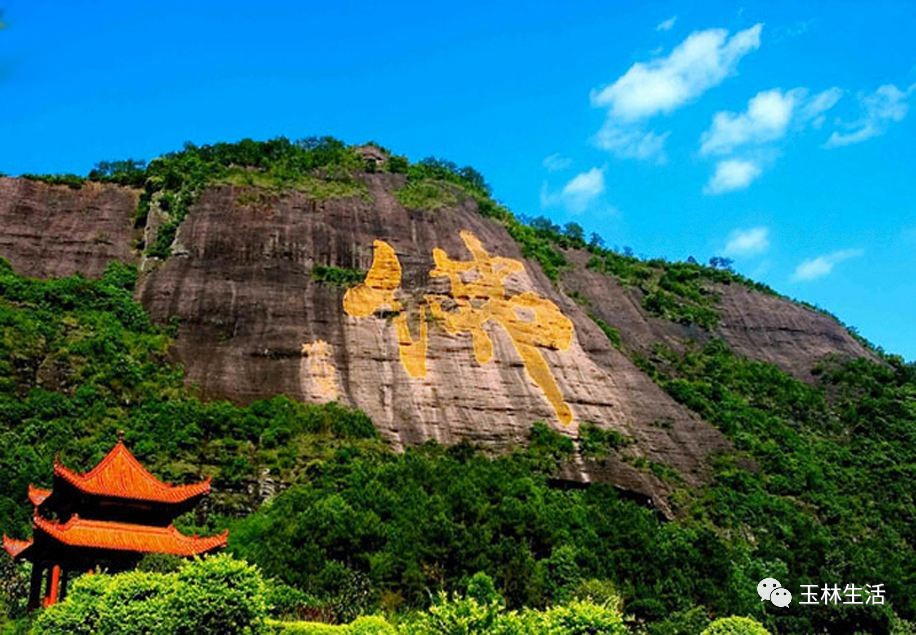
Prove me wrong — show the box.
[170,555,266,634]
[267,619,345,634]
[265,616,394,634]
[400,592,506,634]
[33,555,266,635]
[311,265,366,288]
[349,616,397,635]
[529,600,627,634]
[701,616,770,635]
[394,180,458,211]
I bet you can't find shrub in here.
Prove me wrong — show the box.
[170,555,266,634]
[394,180,458,211]
[528,600,627,635]
[400,592,505,634]
[349,616,397,635]
[701,616,770,635]
[266,620,345,634]
[33,555,266,635]
[311,265,366,288]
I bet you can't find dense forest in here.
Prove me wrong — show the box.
[1,139,913,634]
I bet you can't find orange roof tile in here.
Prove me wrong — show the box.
[33,515,228,557]
[2,535,32,559]
[54,441,211,504]
[28,485,51,507]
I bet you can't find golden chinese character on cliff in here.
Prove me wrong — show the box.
[343,231,574,424]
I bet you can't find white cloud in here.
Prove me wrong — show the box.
[704,159,761,194]
[799,87,844,125]
[724,226,770,257]
[542,153,572,172]
[825,83,915,148]
[594,123,670,163]
[791,248,864,282]
[541,167,606,213]
[700,87,842,155]
[591,24,762,121]
[656,16,677,32]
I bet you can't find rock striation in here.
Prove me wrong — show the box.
[0,177,139,278]
[0,174,875,513]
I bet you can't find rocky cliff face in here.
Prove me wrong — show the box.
[0,177,139,278]
[0,174,874,514]
[559,249,874,380]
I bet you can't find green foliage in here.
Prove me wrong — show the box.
[137,137,365,257]
[387,156,409,174]
[170,555,267,634]
[399,585,625,635]
[137,553,183,573]
[644,339,915,633]
[466,572,501,606]
[529,599,626,634]
[228,428,740,620]
[404,158,490,198]
[0,258,380,538]
[219,169,367,200]
[587,255,720,328]
[268,621,345,635]
[267,616,395,634]
[577,423,632,458]
[402,591,506,634]
[311,265,366,288]
[590,316,621,348]
[701,616,770,635]
[394,180,458,211]
[348,616,397,635]
[19,173,84,189]
[33,555,266,635]
[88,159,147,187]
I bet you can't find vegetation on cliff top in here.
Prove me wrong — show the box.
[23,136,778,329]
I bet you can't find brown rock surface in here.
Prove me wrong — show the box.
[560,249,875,379]
[0,173,875,512]
[714,284,875,377]
[134,175,730,513]
[0,177,138,277]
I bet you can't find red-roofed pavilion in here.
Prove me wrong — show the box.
[3,436,227,609]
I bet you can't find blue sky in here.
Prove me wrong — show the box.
[1,1,914,359]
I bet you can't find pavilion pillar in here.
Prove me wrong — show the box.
[45,564,61,606]
[27,563,43,611]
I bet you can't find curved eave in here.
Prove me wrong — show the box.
[53,450,212,505]
[28,485,51,507]
[33,515,228,557]
[2,534,33,559]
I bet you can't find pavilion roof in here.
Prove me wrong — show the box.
[29,515,228,557]
[2,535,32,559]
[51,441,211,505]
[28,485,51,507]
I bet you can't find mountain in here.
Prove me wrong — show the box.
[0,145,872,514]
[0,139,911,634]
